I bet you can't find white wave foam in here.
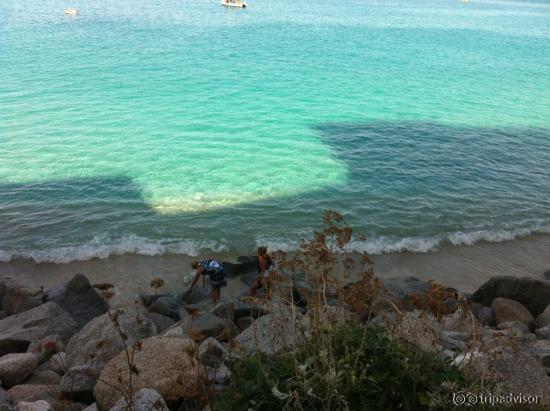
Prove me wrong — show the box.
[254,224,550,256]
[446,226,550,246]
[0,235,228,264]
[2,225,550,264]
[347,236,442,255]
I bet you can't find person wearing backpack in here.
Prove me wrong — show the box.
[248,246,274,300]
[187,259,227,305]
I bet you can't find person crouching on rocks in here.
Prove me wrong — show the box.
[187,259,227,305]
[249,246,274,300]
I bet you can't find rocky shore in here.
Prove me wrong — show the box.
[1,261,549,410]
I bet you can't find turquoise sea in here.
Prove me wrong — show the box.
[1,0,550,263]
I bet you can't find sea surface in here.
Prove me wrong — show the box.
[1,0,550,263]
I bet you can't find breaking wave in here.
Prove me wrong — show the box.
[1,224,550,264]
[0,235,228,264]
[258,224,550,255]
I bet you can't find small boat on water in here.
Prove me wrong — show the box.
[221,0,247,8]
[65,8,78,15]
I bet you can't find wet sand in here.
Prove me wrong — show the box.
[1,234,549,304]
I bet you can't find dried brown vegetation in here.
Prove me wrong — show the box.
[149,278,165,295]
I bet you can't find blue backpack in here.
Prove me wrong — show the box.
[201,259,226,286]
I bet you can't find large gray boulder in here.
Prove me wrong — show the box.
[491,298,534,328]
[234,310,309,355]
[185,311,238,342]
[145,313,176,332]
[0,302,77,356]
[109,388,169,411]
[377,277,459,315]
[210,301,235,321]
[95,336,203,410]
[489,347,550,406]
[24,370,61,386]
[65,309,157,375]
[148,296,181,321]
[0,353,38,388]
[139,294,170,308]
[0,279,43,315]
[44,273,106,330]
[470,276,550,316]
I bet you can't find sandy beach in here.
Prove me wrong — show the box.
[1,234,548,305]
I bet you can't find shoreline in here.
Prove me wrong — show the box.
[1,233,548,303]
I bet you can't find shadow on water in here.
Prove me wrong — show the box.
[1,121,550,254]
[314,121,550,186]
[0,177,155,247]
[313,122,550,226]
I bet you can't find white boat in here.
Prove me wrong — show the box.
[221,0,247,8]
[65,8,78,15]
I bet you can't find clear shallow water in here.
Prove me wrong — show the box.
[1,0,550,262]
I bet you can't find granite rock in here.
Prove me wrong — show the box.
[44,274,106,330]
[489,347,550,406]
[109,388,169,411]
[1,281,43,316]
[65,309,157,374]
[0,353,38,388]
[492,298,534,328]
[0,302,77,357]
[148,296,182,321]
[471,276,550,316]
[24,371,61,386]
[145,313,176,332]
[95,336,204,410]
[139,294,171,308]
[234,310,309,355]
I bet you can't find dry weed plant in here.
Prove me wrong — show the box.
[149,278,165,295]
[272,210,382,329]
[89,283,143,411]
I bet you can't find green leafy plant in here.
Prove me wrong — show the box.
[216,322,480,411]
